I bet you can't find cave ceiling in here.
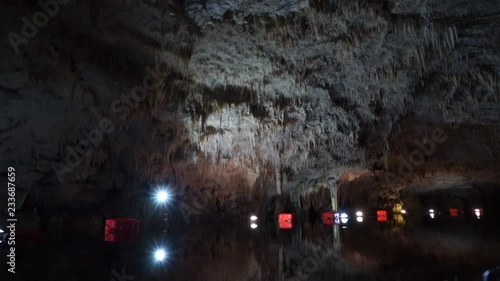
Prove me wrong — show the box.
[1,0,499,205]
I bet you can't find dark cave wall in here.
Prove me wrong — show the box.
[0,0,499,216]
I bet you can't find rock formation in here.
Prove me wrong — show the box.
[1,0,499,217]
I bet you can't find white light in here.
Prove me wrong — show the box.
[356,216,364,223]
[483,270,492,281]
[154,249,167,262]
[340,217,349,224]
[250,215,258,221]
[356,211,363,217]
[0,229,4,233]
[429,209,435,213]
[401,209,406,214]
[474,209,480,212]
[250,223,258,229]
[340,213,348,218]
[155,189,171,204]
[157,191,168,202]
[430,213,435,219]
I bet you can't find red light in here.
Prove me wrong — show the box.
[377,210,387,217]
[322,220,334,225]
[104,218,140,242]
[279,221,293,229]
[377,216,388,222]
[278,214,294,229]
[322,212,335,221]
[449,208,459,217]
[278,213,293,223]
[377,210,388,222]
[322,212,335,225]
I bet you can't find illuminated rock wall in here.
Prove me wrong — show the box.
[0,0,499,212]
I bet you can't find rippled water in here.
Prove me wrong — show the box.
[3,217,500,281]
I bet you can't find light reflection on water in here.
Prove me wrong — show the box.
[4,218,500,281]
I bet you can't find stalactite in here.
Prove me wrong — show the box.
[383,136,390,170]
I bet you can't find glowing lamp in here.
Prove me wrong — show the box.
[474,208,483,218]
[155,249,167,262]
[278,214,293,223]
[449,208,459,217]
[322,212,335,221]
[279,221,293,229]
[377,210,388,222]
[155,189,171,204]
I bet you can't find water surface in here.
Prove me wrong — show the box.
[4,217,500,281]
